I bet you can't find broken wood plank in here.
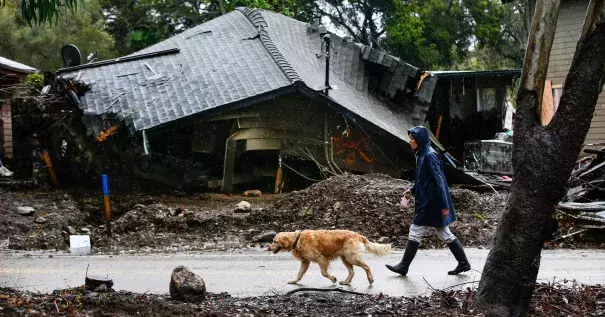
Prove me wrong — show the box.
[285,287,368,296]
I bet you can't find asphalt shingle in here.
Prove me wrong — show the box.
[59,8,430,142]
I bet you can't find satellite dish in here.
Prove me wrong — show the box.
[61,44,82,67]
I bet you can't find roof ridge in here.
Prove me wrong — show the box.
[236,7,301,83]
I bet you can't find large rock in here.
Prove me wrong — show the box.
[252,231,277,243]
[234,201,251,213]
[17,206,35,216]
[169,266,206,302]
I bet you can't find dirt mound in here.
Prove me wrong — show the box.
[1,173,505,253]
[273,173,505,248]
[91,203,273,253]
[0,190,88,251]
[91,174,505,252]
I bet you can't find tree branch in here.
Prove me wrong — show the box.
[316,5,363,44]
[517,0,561,128]
[286,287,368,296]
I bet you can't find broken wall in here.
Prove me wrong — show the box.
[0,99,11,159]
[427,75,515,160]
[150,93,411,192]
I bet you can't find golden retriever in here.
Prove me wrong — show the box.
[268,230,391,285]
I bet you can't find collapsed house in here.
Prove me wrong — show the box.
[56,8,438,192]
[54,8,519,193]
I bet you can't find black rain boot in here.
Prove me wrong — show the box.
[447,239,471,275]
[385,240,419,276]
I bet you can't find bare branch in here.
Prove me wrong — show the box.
[315,5,363,44]
[285,287,368,296]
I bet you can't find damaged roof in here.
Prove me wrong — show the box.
[58,8,434,142]
[0,56,38,74]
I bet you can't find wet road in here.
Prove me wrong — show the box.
[1,248,604,297]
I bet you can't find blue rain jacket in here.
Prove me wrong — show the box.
[408,126,456,228]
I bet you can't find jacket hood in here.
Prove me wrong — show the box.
[408,126,430,150]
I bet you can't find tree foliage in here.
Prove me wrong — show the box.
[1,0,526,71]
[100,0,314,56]
[0,0,116,71]
[99,0,220,55]
[319,0,524,69]
[1,0,81,26]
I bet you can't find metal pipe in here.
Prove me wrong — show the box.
[102,175,112,237]
[274,155,283,194]
[324,114,338,175]
[142,130,149,155]
[324,36,331,96]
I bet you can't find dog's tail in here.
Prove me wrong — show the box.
[363,237,392,256]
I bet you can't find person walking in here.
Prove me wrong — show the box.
[386,126,470,276]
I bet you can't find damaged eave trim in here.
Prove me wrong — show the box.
[431,69,522,78]
[56,48,181,74]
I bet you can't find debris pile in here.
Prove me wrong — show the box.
[555,147,605,247]
[273,173,505,248]
[91,204,212,253]
[1,281,602,316]
[0,190,88,251]
[90,198,276,253]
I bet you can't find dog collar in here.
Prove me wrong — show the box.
[292,231,303,250]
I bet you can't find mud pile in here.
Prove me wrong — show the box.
[273,173,505,248]
[0,190,88,251]
[1,282,602,317]
[91,203,258,253]
[1,173,506,253]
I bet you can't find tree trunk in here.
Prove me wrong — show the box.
[476,1,605,316]
[217,0,226,15]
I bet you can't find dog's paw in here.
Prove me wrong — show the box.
[330,277,337,284]
[339,281,351,286]
[368,278,374,285]
[287,280,299,284]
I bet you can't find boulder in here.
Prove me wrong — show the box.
[252,231,277,243]
[169,266,206,302]
[92,284,110,293]
[378,237,390,244]
[234,201,251,213]
[67,226,77,235]
[17,207,35,216]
